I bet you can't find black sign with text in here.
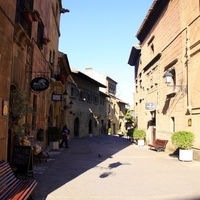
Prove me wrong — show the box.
[30,77,49,91]
[12,145,32,176]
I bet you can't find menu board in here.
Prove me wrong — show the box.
[12,145,33,177]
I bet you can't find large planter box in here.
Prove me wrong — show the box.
[50,141,59,150]
[179,149,193,161]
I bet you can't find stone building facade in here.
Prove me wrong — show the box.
[128,0,200,160]
[0,0,70,162]
[84,68,128,135]
[65,68,107,137]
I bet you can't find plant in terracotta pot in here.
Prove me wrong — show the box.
[133,128,146,146]
[43,37,50,45]
[32,10,40,21]
[171,131,195,161]
[23,11,33,23]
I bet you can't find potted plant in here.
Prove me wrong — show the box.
[9,89,35,145]
[133,128,146,146]
[108,128,112,135]
[32,10,40,21]
[48,126,62,150]
[23,11,33,23]
[43,37,50,45]
[171,131,195,161]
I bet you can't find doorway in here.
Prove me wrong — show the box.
[89,119,92,135]
[74,117,79,137]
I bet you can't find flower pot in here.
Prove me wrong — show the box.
[137,139,145,147]
[50,141,59,150]
[24,12,33,23]
[32,10,40,21]
[179,149,193,161]
[43,38,50,45]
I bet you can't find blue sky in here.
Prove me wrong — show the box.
[59,1,154,106]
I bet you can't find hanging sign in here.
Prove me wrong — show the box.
[30,77,49,91]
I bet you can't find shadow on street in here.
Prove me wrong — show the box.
[32,135,131,199]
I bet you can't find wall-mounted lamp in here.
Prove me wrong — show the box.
[63,90,68,100]
[163,71,187,92]
[163,71,173,84]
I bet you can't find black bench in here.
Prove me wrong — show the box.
[0,161,38,200]
[118,133,124,137]
[148,139,168,152]
[35,146,51,163]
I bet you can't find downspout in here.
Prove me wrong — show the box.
[186,26,192,114]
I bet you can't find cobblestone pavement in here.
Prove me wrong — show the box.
[32,135,200,200]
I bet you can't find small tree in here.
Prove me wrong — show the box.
[124,109,135,125]
[9,89,35,137]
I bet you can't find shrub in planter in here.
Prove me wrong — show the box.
[48,126,62,142]
[171,131,194,150]
[108,128,112,135]
[133,129,146,140]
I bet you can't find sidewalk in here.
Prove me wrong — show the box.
[32,135,200,200]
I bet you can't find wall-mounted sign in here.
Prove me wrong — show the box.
[145,103,156,110]
[52,94,62,101]
[188,118,192,126]
[2,100,8,116]
[30,77,49,91]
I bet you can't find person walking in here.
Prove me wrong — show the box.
[59,125,70,148]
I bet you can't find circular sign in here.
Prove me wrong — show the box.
[30,77,49,91]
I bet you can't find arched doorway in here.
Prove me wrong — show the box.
[89,119,92,135]
[74,117,79,137]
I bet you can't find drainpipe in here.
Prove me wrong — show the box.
[186,26,192,114]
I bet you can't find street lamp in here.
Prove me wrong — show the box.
[163,71,173,84]
[163,71,187,92]
[63,90,68,100]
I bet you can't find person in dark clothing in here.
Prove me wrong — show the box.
[59,125,70,148]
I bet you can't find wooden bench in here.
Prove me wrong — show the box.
[0,161,38,200]
[148,139,168,152]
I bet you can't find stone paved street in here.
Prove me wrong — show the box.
[32,135,200,200]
